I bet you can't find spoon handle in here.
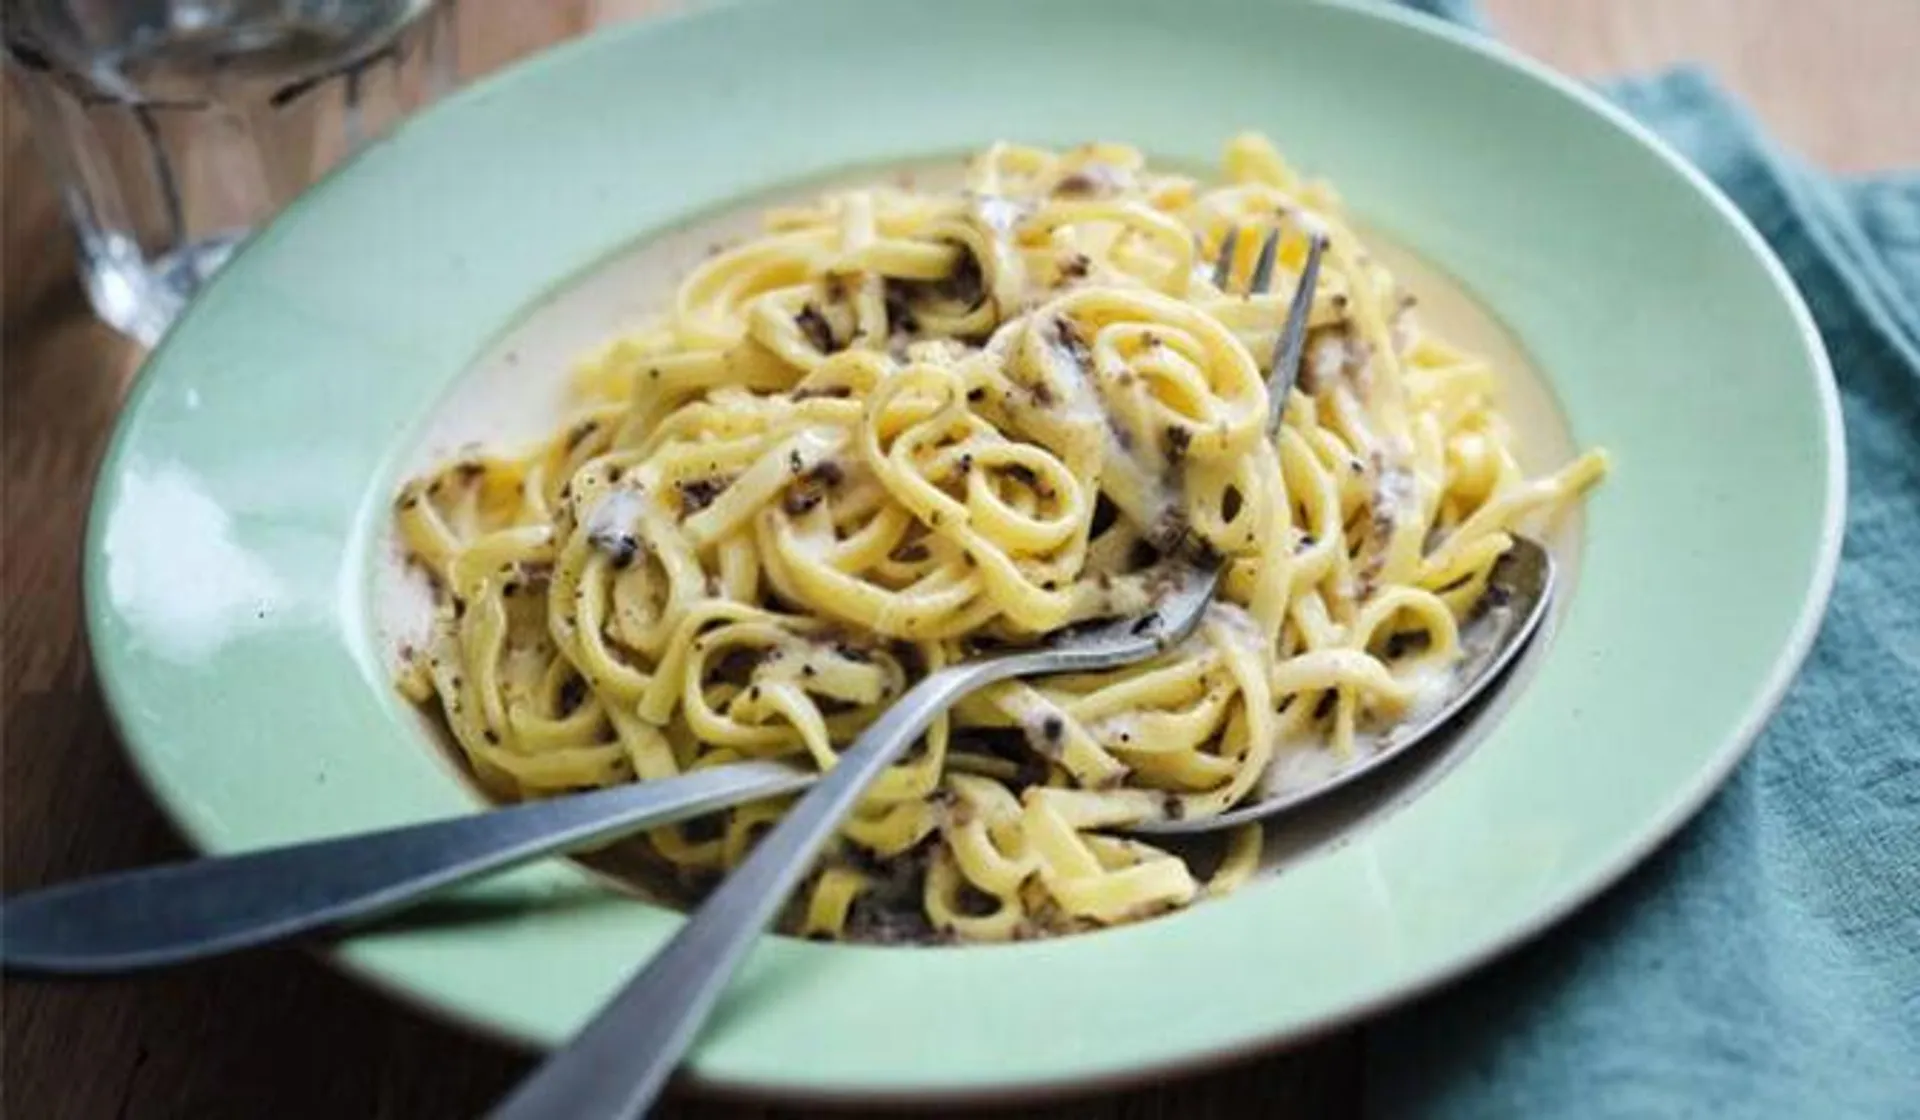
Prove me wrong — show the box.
[489,660,1003,1120]
[0,761,814,976]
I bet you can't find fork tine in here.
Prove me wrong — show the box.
[1248,229,1280,295]
[1211,227,1239,289]
[1267,234,1327,428]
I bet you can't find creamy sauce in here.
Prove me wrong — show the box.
[1309,329,1353,389]
[584,487,647,555]
[1205,599,1269,654]
[1079,161,1134,195]
[972,194,1026,238]
[372,158,1588,863]
[1040,321,1107,426]
[1264,745,1346,796]
[1260,663,1459,798]
[1373,463,1418,529]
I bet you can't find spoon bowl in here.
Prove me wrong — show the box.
[1132,534,1556,836]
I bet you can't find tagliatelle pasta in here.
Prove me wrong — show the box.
[393,135,1607,942]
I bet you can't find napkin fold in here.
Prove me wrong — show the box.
[1368,4,1920,1117]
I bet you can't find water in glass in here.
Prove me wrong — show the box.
[5,0,458,344]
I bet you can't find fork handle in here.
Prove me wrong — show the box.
[489,658,1013,1120]
[0,761,814,976]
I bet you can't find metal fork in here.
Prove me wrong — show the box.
[1213,222,1325,425]
[0,229,1328,985]
[0,227,1327,1111]
[491,228,1327,1118]
[489,569,1220,1118]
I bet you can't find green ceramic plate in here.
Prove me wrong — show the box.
[86,0,1842,1101]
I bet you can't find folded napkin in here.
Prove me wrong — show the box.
[1367,3,1920,1117]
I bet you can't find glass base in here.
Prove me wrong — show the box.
[79,231,244,347]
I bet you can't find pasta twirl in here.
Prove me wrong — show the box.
[393,135,1607,942]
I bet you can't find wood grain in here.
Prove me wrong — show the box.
[4,2,1912,1116]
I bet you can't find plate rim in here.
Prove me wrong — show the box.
[80,0,1846,1102]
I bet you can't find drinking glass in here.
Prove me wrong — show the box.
[5,0,460,345]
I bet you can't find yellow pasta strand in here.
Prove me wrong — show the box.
[393,135,1606,943]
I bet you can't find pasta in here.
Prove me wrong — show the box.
[392,135,1607,942]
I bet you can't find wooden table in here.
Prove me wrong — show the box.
[5,3,1913,1116]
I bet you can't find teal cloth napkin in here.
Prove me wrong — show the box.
[1368,3,1920,1117]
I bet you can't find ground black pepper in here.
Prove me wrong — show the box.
[1165,424,1192,463]
[795,302,836,352]
[677,475,732,514]
[553,674,587,716]
[1383,630,1431,659]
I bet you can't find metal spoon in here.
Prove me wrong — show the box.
[0,232,1549,992]
[0,533,1551,976]
[1132,533,1555,835]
